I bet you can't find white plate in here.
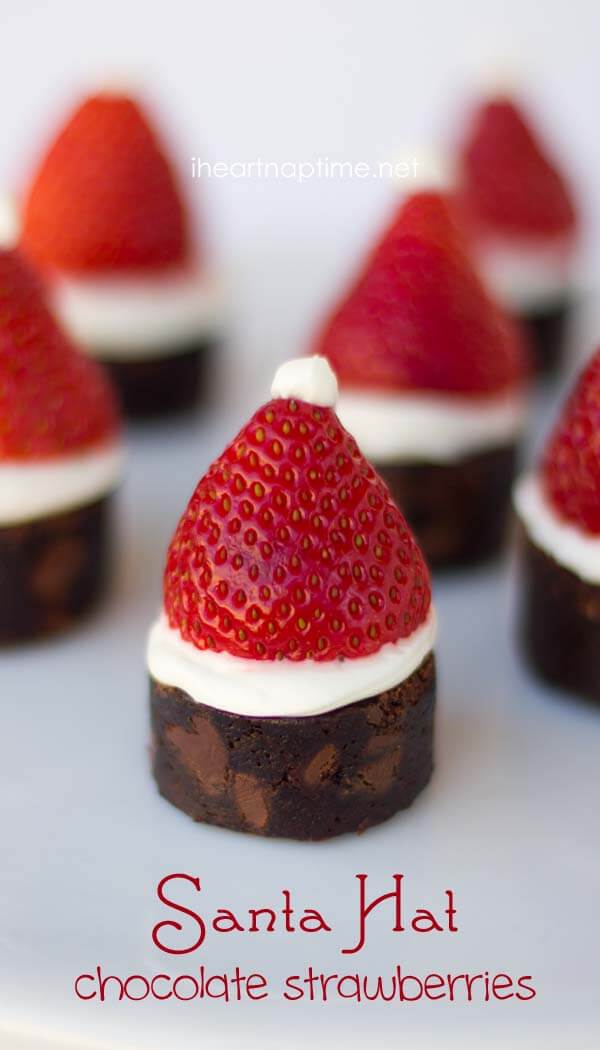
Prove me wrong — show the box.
[1,375,599,1050]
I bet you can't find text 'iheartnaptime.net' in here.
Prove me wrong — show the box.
[190,157,422,182]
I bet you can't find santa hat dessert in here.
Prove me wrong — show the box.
[147,357,436,839]
[0,247,122,642]
[515,349,600,702]
[313,168,528,569]
[457,90,578,376]
[19,90,221,419]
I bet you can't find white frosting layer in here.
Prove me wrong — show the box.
[394,151,453,192]
[271,356,338,406]
[478,237,573,310]
[514,473,600,584]
[51,270,223,358]
[147,608,437,718]
[0,441,124,525]
[336,389,525,464]
[0,192,19,249]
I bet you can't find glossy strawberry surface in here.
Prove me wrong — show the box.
[164,396,431,660]
[543,349,600,534]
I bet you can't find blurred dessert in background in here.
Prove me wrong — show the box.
[514,348,600,703]
[19,90,221,419]
[313,173,528,569]
[0,248,122,642]
[457,91,578,376]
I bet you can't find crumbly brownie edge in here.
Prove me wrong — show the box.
[0,495,113,644]
[518,528,600,704]
[150,652,436,840]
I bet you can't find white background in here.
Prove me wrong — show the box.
[1,3,600,1049]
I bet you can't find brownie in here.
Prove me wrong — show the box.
[150,653,436,840]
[99,338,216,419]
[517,298,571,377]
[519,529,600,703]
[0,496,113,644]
[375,444,517,570]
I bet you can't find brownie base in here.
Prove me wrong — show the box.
[0,496,112,644]
[376,444,518,570]
[150,653,435,840]
[98,339,215,420]
[519,530,600,703]
[516,298,571,377]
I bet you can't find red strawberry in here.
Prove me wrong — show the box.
[314,191,526,395]
[20,92,190,274]
[164,393,431,661]
[377,190,464,255]
[542,349,600,534]
[0,248,119,458]
[459,98,576,239]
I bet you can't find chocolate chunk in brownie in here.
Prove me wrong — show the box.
[150,653,436,840]
[0,496,113,644]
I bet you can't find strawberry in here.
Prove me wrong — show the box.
[164,394,431,661]
[314,191,526,395]
[0,248,119,458]
[459,98,576,239]
[20,92,189,274]
[377,190,464,255]
[542,349,600,534]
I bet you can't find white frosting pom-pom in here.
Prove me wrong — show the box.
[271,356,338,408]
[395,148,454,194]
